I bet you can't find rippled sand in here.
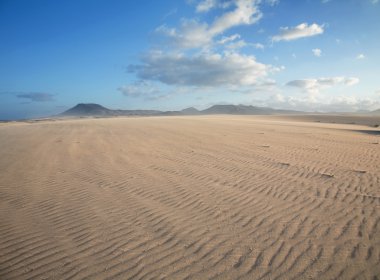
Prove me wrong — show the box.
[1,116,379,279]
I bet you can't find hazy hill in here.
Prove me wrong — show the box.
[201,105,269,115]
[61,103,113,116]
[59,103,303,117]
[181,107,200,115]
[201,104,301,115]
[60,103,160,117]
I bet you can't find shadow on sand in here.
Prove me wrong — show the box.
[350,129,380,136]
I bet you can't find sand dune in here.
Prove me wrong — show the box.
[0,116,379,279]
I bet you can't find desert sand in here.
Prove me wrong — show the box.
[0,115,379,279]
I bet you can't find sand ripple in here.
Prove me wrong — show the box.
[0,116,379,279]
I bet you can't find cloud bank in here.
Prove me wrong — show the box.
[267,93,380,112]
[16,92,55,102]
[286,76,359,94]
[128,51,281,87]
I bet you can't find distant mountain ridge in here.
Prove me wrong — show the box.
[369,109,380,115]
[60,103,161,117]
[59,103,380,117]
[201,104,300,115]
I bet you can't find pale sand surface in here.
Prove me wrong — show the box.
[270,114,380,128]
[0,116,379,279]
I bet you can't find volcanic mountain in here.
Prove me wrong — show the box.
[60,103,160,117]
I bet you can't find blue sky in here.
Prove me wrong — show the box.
[1,0,379,119]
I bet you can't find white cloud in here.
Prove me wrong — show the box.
[196,0,233,13]
[372,0,379,4]
[16,92,55,102]
[286,76,359,94]
[156,20,211,49]
[344,77,360,86]
[312,48,322,57]
[117,81,161,97]
[157,0,262,49]
[224,39,264,50]
[266,0,279,6]
[128,51,281,87]
[196,0,218,12]
[225,39,248,49]
[218,33,241,44]
[208,0,262,35]
[253,43,265,49]
[267,94,380,112]
[272,23,324,42]
[218,33,264,50]
[356,53,365,59]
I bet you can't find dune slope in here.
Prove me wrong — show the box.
[0,116,379,279]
